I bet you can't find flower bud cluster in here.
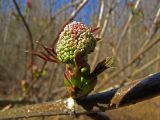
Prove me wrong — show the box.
[56,21,96,63]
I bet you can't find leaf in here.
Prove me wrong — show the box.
[41,69,46,77]
[90,57,113,77]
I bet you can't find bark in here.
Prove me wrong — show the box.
[0,72,160,119]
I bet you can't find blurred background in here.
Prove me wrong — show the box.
[0,0,160,119]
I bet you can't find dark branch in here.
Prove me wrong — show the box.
[12,0,34,80]
[0,72,160,119]
[12,0,34,51]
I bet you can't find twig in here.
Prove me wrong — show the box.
[12,0,34,80]
[0,72,160,119]
[91,0,105,70]
[113,0,142,74]
[35,0,81,44]
[43,64,59,101]
[116,0,142,51]
[97,0,105,28]
[1,10,11,58]
[139,6,160,51]
[131,55,160,77]
[12,0,34,55]
[91,0,114,69]
[96,35,160,91]
[97,5,160,90]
